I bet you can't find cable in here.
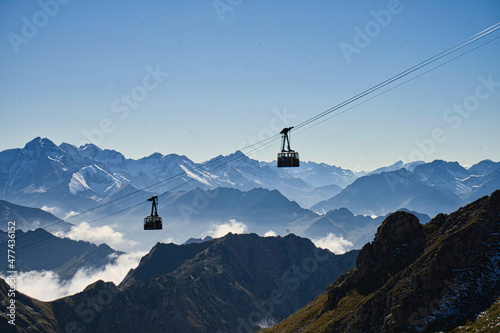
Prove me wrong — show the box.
[294,22,500,131]
[294,35,500,138]
[0,133,280,255]
[1,23,499,254]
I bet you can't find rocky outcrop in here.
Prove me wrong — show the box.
[322,211,426,313]
[0,233,358,333]
[261,190,500,333]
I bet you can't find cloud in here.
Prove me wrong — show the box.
[41,205,60,215]
[64,210,79,220]
[312,233,353,254]
[55,222,138,250]
[203,219,248,238]
[264,230,277,237]
[1,251,145,302]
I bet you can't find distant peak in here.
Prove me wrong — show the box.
[80,143,102,151]
[23,137,57,151]
[148,152,163,158]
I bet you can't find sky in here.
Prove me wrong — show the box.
[1,0,499,170]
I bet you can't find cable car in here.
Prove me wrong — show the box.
[277,127,299,168]
[144,195,162,230]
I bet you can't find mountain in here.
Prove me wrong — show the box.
[0,138,123,213]
[0,233,358,332]
[396,207,431,224]
[183,236,213,244]
[3,138,498,219]
[159,151,343,208]
[302,208,383,249]
[311,168,462,217]
[0,138,342,215]
[411,159,500,203]
[260,190,500,333]
[82,186,320,251]
[0,199,72,233]
[467,159,500,176]
[412,160,470,200]
[368,160,425,175]
[164,187,317,228]
[311,160,500,217]
[0,228,122,279]
[302,207,430,250]
[270,161,358,189]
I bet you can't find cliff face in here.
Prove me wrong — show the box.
[261,190,500,333]
[0,233,357,333]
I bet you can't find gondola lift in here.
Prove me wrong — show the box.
[277,127,299,168]
[144,195,162,230]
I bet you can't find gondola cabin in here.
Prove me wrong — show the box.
[144,195,162,230]
[277,127,300,168]
[277,151,300,167]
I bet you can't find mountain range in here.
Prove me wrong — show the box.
[2,191,498,332]
[301,207,430,250]
[0,228,122,280]
[1,137,499,251]
[312,160,500,216]
[0,137,345,213]
[0,233,358,332]
[261,190,500,332]
[2,138,498,221]
[0,193,425,258]
[0,199,72,233]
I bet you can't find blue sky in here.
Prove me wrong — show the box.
[1,0,499,170]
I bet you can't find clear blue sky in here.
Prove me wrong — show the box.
[1,0,499,170]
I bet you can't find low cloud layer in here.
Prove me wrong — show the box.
[264,230,277,237]
[55,222,138,250]
[203,219,248,238]
[312,233,353,254]
[1,251,145,302]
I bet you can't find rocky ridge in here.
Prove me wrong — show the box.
[261,190,500,332]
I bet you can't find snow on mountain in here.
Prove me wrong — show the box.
[68,164,122,198]
[0,138,342,215]
[367,160,425,175]
[312,159,500,217]
[1,138,498,222]
[311,169,463,217]
[265,160,358,188]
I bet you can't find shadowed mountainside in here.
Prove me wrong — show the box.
[0,233,358,332]
[261,190,500,333]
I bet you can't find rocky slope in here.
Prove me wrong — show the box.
[0,228,122,279]
[0,233,358,332]
[311,160,500,217]
[0,199,71,233]
[261,190,500,333]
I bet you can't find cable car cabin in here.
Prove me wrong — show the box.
[144,195,163,230]
[277,127,300,168]
[277,151,300,167]
[144,215,162,230]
